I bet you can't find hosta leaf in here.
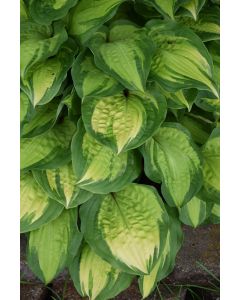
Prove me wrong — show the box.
[69,0,125,44]
[178,112,214,145]
[201,128,220,203]
[139,0,176,19]
[139,209,183,298]
[147,20,218,97]
[33,163,94,209]
[72,51,122,98]
[20,0,29,21]
[20,91,30,127]
[29,0,78,25]
[21,98,64,138]
[21,39,77,107]
[70,243,133,300]
[208,203,220,224]
[179,193,213,227]
[82,86,167,153]
[20,172,63,233]
[88,26,155,92]
[80,183,170,275]
[177,5,220,42]
[20,118,76,170]
[141,123,203,207]
[71,120,141,194]
[27,209,78,284]
[179,0,206,20]
[20,21,68,80]
[195,90,220,113]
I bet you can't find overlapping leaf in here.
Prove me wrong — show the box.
[20,172,63,233]
[80,184,170,275]
[27,209,78,284]
[138,0,176,19]
[87,23,155,92]
[141,123,203,207]
[82,86,167,153]
[147,20,218,97]
[20,118,75,170]
[70,243,133,300]
[179,0,206,20]
[29,0,78,25]
[71,120,141,193]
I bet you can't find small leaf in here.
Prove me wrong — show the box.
[29,0,78,25]
[88,25,155,92]
[141,123,203,207]
[20,118,76,170]
[33,163,94,209]
[69,0,125,44]
[20,172,63,233]
[71,120,141,194]
[27,209,78,284]
[82,86,167,153]
[20,21,68,80]
[69,243,133,300]
[80,183,170,275]
[147,20,218,97]
[179,193,213,227]
[72,51,122,98]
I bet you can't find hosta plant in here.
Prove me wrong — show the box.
[20,0,220,298]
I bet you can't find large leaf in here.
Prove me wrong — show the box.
[139,0,176,19]
[82,86,167,153]
[29,0,78,25]
[70,243,133,300]
[21,39,78,107]
[20,172,63,233]
[179,0,206,20]
[71,120,141,194]
[141,123,203,207]
[20,21,68,80]
[147,20,218,97]
[71,51,122,98]
[88,25,155,92]
[80,183,170,275]
[139,209,183,298]
[69,0,125,44]
[20,118,76,170]
[21,98,64,138]
[27,209,78,284]
[179,193,213,227]
[201,128,220,203]
[33,163,94,209]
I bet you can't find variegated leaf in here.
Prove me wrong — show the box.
[21,98,64,138]
[177,5,220,42]
[180,0,206,20]
[179,193,213,227]
[82,86,167,153]
[147,20,218,97]
[195,90,220,113]
[88,25,155,92]
[71,120,141,194]
[29,0,78,25]
[71,51,122,98]
[70,243,133,300]
[20,0,29,21]
[80,184,170,275]
[141,123,203,207]
[20,21,68,80]
[69,0,125,44]
[20,118,76,170]
[201,128,220,203]
[27,209,78,284]
[21,39,77,107]
[139,209,183,298]
[20,172,63,233]
[33,163,94,209]
[139,0,176,19]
